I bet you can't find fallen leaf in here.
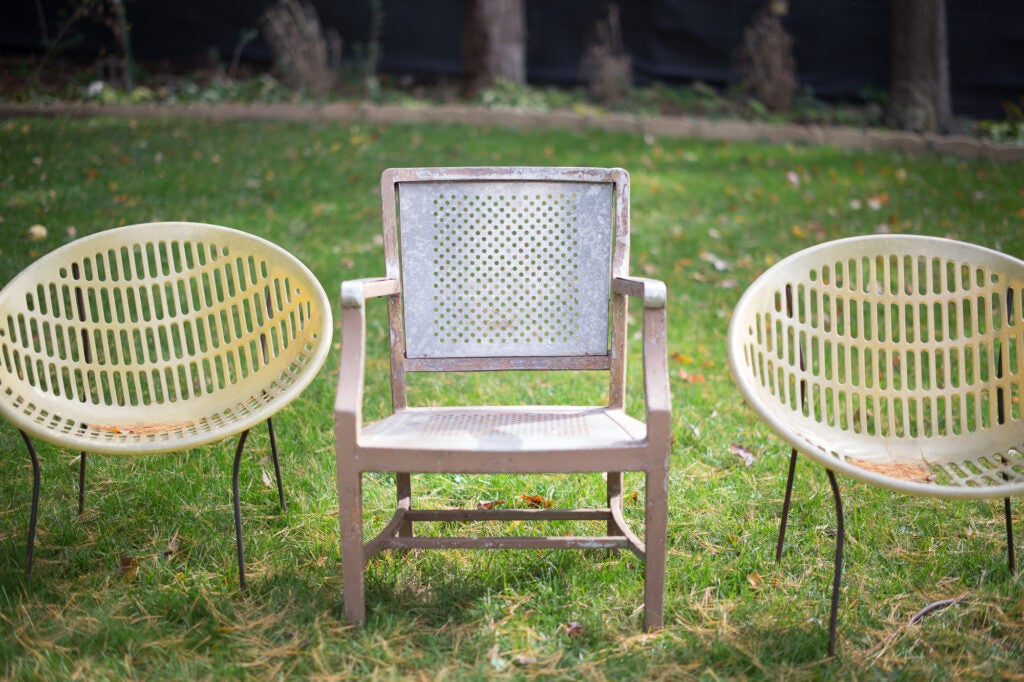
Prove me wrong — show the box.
[847,458,935,483]
[89,420,199,435]
[699,251,731,272]
[521,494,553,509]
[747,571,763,589]
[513,654,538,666]
[119,556,139,583]
[677,368,707,384]
[163,535,181,560]
[730,443,756,466]
[564,621,585,638]
[786,171,800,188]
[477,499,506,510]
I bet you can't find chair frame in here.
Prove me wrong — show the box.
[0,222,332,586]
[728,234,1024,655]
[335,167,671,629]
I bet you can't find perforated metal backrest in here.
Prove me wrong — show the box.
[728,235,1024,497]
[384,167,629,366]
[0,222,332,454]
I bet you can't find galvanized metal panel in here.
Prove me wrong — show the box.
[399,180,613,358]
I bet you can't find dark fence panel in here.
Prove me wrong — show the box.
[4,1,1020,116]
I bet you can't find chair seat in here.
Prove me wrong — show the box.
[360,406,647,454]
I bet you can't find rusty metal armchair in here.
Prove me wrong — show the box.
[728,235,1024,655]
[335,167,671,628]
[0,222,332,586]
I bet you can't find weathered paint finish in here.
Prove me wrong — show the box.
[336,167,671,631]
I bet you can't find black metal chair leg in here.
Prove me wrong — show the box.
[233,429,251,590]
[78,451,87,515]
[266,417,285,512]
[826,468,845,658]
[1006,497,1017,576]
[19,431,41,576]
[776,448,799,562]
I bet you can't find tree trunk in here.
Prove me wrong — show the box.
[463,0,526,93]
[888,0,953,133]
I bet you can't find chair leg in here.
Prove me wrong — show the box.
[78,451,87,516]
[776,448,799,562]
[396,472,412,538]
[607,471,624,539]
[19,431,41,576]
[826,469,845,658]
[266,417,286,512]
[338,462,366,624]
[1005,497,1017,576]
[643,467,668,631]
[232,429,251,590]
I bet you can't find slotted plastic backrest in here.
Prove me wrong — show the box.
[0,222,331,451]
[397,176,615,359]
[729,235,1024,492]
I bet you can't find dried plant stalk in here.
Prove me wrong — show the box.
[261,0,341,96]
[735,11,798,112]
[582,4,632,104]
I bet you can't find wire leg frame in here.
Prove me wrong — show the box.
[233,418,287,589]
[1006,497,1017,575]
[19,431,41,576]
[826,469,844,658]
[232,429,251,589]
[78,452,87,516]
[20,419,285,587]
[774,450,845,657]
[776,448,799,562]
[266,417,286,512]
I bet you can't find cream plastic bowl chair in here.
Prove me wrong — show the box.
[728,234,1024,655]
[0,222,332,586]
[335,167,671,629]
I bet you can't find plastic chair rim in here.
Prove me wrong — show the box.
[0,221,333,455]
[727,233,1024,500]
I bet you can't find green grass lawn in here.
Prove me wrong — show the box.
[1,115,1022,679]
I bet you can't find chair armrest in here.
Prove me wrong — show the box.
[613,276,667,309]
[613,276,671,447]
[334,278,401,432]
[341,277,401,309]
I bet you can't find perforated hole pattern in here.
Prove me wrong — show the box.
[735,241,1024,488]
[399,181,614,358]
[0,227,326,446]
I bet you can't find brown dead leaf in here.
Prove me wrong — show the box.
[521,494,553,509]
[848,457,936,483]
[677,368,707,384]
[89,420,200,435]
[477,499,506,510]
[162,536,181,560]
[747,571,763,589]
[563,621,585,638]
[119,556,139,583]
